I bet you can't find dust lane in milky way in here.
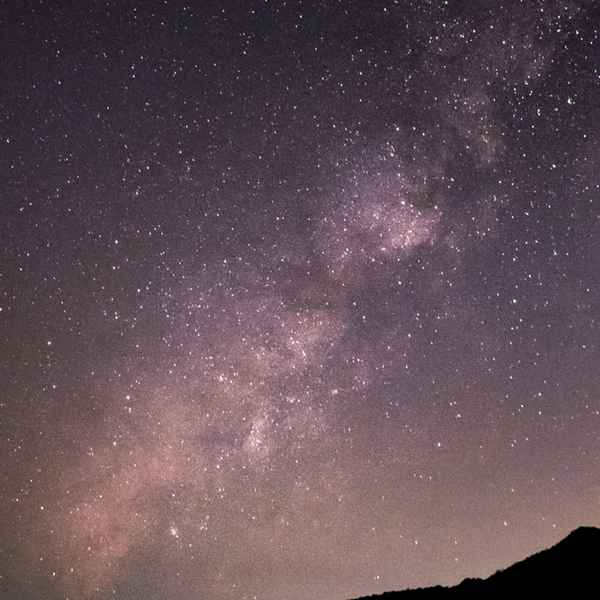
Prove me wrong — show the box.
[1,2,599,600]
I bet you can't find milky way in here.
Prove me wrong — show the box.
[2,2,599,599]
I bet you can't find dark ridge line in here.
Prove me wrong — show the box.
[350,525,600,599]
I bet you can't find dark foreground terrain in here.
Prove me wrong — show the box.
[353,526,600,599]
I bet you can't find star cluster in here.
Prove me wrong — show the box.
[1,2,599,600]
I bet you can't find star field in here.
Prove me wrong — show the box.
[1,2,599,599]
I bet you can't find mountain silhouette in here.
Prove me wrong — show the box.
[352,526,600,599]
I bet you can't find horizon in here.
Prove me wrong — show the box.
[351,525,600,598]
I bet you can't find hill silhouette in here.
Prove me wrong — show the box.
[352,526,600,599]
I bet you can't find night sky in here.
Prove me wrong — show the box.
[2,2,599,599]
